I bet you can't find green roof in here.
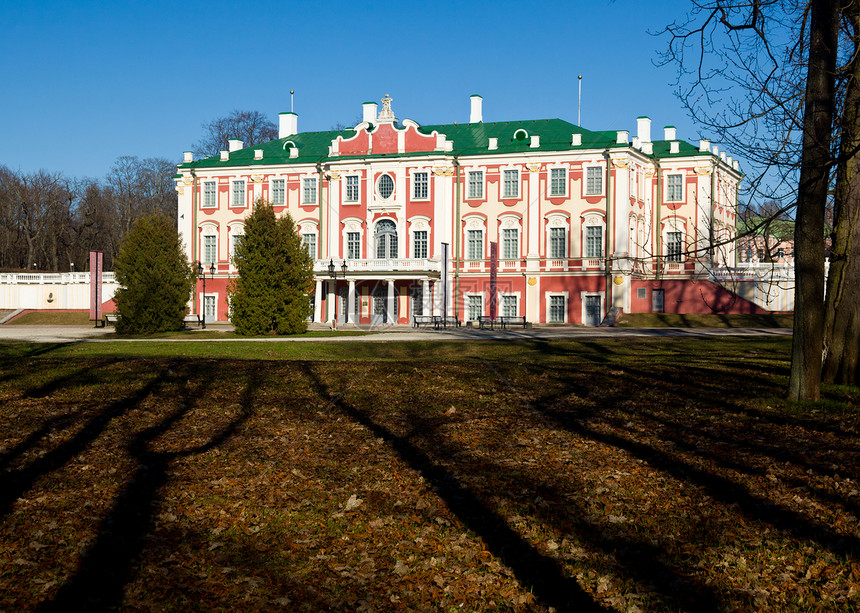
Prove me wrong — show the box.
[177,118,723,170]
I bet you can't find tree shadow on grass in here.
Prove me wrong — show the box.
[301,362,608,613]
[38,363,258,612]
[0,363,175,519]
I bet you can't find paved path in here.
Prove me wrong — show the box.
[0,324,793,343]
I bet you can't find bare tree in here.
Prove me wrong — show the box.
[659,1,853,400]
[193,110,278,159]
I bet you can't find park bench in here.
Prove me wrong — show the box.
[500,315,529,329]
[477,315,499,330]
[103,313,119,326]
[184,314,202,328]
[412,315,434,328]
[432,315,461,329]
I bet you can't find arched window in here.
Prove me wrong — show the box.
[375,219,398,259]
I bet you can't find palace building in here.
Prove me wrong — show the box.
[175,94,752,326]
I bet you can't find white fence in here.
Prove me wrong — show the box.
[0,272,118,310]
[711,264,795,311]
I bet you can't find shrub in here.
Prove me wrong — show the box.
[229,200,314,335]
[113,214,195,334]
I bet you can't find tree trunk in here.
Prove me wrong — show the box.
[788,0,838,402]
[823,4,860,387]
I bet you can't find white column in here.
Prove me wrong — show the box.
[328,176,341,259]
[314,280,323,323]
[527,164,540,261]
[387,279,395,324]
[423,279,431,316]
[347,280,356,325]
[327,279,335,323]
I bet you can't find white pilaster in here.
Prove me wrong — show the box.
[347,280,356,325]
[423,279,431,316]
[328,176,341,259]
[386,279,396,324]
[326,280,335,324]
[527,164,540,259]
[314,280,323,323]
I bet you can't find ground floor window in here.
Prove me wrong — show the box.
[502,295,517,317]
[467,294,482,321]
[549,295,565,323]
[411,285,423,316]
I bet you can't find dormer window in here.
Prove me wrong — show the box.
[513,129,528,142]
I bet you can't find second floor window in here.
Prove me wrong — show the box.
[203,181,216,207]
[467,229,483,260]
[550,227,566,258]
[666,174,683,202]
[413,230,428,259]
[231,181,245,207]
[667,231,683,262]
[302,178,317,204]
[413,172,428,199]
[302,233,316,258]
[550,168,566,196]
[347,232,360,259]
[375,219,397,259]
[468,171,484,199]
[345,175,359,202]
[502,228,518,259]
[586,167,602,195]
[272,179,285,205]
[503,170,519,198]
[203,235,216,263]
[586,226,603,258]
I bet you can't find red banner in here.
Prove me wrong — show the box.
[489,242,498,320]
[89,251,103,322]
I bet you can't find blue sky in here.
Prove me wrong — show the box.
[1,0,705,180]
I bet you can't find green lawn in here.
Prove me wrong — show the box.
[4,311,95,326]
[617,312,794,328]
[0,337,857,611]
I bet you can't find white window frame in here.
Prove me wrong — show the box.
[467,229,483,260]
[581,214,606,259]
[546,292,568,324]
[375,218,399,259]
[412,229,428,259]
[346,231,361,259]
[548,166,568,197]
[665,172,684,203]
[549,227,567,258]
[583,164,604,197]
[376,173,395,201]
[202,233,217,265]
[666,230,684,262]
[466,293,484,322]
[344,175,360,203]
[502,168,520,199]
[412,171,429,201]
[341,218,364,261]
[545,214,569,259]
[501,227,519,260]
[230,179,246,208]
[302,177,318,205]
[228,223,244,263]
[580,291,605,326]
[202,180,217,208]
[500,293,520,317]
[467,170,484,199]
[271,178,285,205]
[203,293,217,321]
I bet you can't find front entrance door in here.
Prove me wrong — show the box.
[337,288,348,324]
[652,289,665,313]
[585,295,602,326]
[371,287,387,325]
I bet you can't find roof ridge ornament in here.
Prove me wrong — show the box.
[377,93,397,124]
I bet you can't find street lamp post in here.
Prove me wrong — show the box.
[327,259,348,326]
[197,262,216,329]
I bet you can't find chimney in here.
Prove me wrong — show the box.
[571,133,582,146]
[254,149,263,160]
[362,102,377,124]
[228,139,243,152]
[670,141,679,154]
[642,142,653,155]
[637,116,651,143]
[699,139,710,153]
[616,130,629,144]
[220,151,229,162]
[530,135,540,148]
[664,126,676,141]
[733,160,740,170]
[488,137,498,150]
[279,112,298,138]
[183,151,193,163]
[712,145,720,157]
[720,151,726,162]
[470,94,483,123]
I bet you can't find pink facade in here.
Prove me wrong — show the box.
[176,95,750,325]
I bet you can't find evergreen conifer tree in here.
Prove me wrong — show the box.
[113,214,195,334]
[229,200,314,335]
